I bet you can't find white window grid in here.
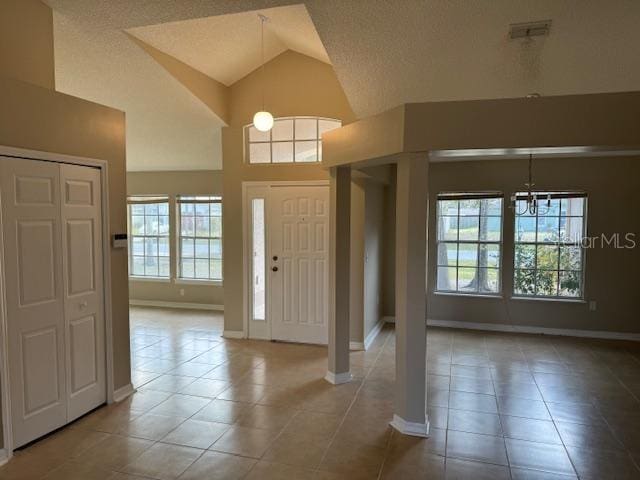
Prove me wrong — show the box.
[127,196,170,278]
[436,194,504,295]
[244,116,341,164]
[177,195,223,281]
[513,192,587,299]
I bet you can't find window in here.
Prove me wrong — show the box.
[128,196,170,278]
[251,199,266,321]
[513,193,586,298]
[436,193,503,295]
[245,116,341,164]
[178,195,222,281]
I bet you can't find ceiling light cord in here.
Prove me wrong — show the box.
[259,14,267,111]
[252,14,274,132]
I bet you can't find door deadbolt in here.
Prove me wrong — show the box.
[272,255,278,261]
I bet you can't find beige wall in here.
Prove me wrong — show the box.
[222,50,356,334]
[383,156,640,334]
[0,78,129,384]
[403,93,640,153]
[0,78,129,445]
[0,0,55,90]
[322,105,405,168]
[349,179,366,342]
[323,92,640,170]
[363,181,386,339]
[382,166,397,317]
[347,176,388,344]
[0,1,129,448]
[127,171,224,306]
[425,156,640,333]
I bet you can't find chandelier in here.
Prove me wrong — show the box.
[510,153,551,216]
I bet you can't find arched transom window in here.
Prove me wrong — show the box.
[245,116,341,164]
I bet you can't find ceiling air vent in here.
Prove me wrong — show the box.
[509,20,551,39]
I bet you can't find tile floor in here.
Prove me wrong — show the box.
[1,306,640,479]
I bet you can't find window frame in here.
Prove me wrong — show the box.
[127,195,171,280]
[512,192,587,300]
[244,116,341,165]
[435,192,505,297]
[176,195,223,283]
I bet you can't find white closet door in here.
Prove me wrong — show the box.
[60,163,105,421]
[269,186,329,345]
[0,157,67,448]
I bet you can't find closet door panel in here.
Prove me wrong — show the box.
[0,156,67,448]
[60,163,106,421]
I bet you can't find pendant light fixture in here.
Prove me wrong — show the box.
[253,14,274,132]
[510,153,551,216]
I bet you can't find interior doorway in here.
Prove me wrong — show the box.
[243,181,330,345]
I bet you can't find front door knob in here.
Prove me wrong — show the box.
[272,266,278,272]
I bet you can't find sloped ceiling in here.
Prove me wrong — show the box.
[51,11,225,171]
[46,0,640,170]
[305,0,640,118]
[128,4,330,86]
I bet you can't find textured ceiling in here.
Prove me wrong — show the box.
[305,0,640,118]
[51,11,224,171]
[46,0,640,170]
[128,4,329,86]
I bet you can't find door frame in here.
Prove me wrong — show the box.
[241,180,330,341]
[0,145,115,461]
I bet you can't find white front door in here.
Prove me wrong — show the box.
[269,186,329,344]
[60,163,106,421]
[0,157,106,448]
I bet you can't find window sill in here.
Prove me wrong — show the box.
[129,276,170,283]
[434,291,503,300]
[246,161,321,166]
[175,279,223,287]
[510,296,586,304]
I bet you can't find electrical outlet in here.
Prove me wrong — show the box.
[179,288,185,297]
[589,300,596,311]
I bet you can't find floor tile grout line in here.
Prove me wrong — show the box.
[532,341,580,479]
[18,311,640,480]
[117,335,272,478]
[309,328,393,478]
[487,337,514,480]
[437,330,455,473]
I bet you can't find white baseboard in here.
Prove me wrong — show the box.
[364,318,385,350]
[383,316,396,324]
[113,383,136,402]
[427,319,640,341]
[350,318,387,351]
[223,330,244,339]
[0,449,9,467]
[390,414,430,438]
[325,371,352,385]
[129,299,224,311]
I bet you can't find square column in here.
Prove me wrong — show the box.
[390,154,429,436]
[326,166,352,384]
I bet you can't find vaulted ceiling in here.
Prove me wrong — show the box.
[45,0,640,171]
[128,4,329,87]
